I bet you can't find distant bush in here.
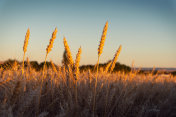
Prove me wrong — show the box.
[80,61,131,73]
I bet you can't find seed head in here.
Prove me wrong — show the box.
[23,28,30,53]
[98,21,108,57]
[46,28,58,54]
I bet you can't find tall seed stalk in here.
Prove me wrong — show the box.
[74,46,82,104]
[63,37,74,96]
[22,28,30,74]
[38,27,57,115]
[93,21,108,115]
[43,27,58,76]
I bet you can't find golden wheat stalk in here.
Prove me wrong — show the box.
[74,46,82,79]
[94,21,108,70]
[98,21,108,57]
[43,28,58,76]
[22,28,30,73]
[105,61,112,73]
[93,21,108,114]
[109,45,122,72]
[63,37,74,67]
[23,28,30,53]
[46,28,58,55]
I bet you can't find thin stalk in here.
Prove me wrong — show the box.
[93,56,100,116]
[22,52,26,74]
[37,53,48,116]
[42,54,48,78]
[75,80,78,104]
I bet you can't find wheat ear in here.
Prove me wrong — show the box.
[109,45,122,72]
[94,21,108,70]
[46,27,58,55]
[43,28,58,76]
[23,28,30,53]
[74,46,82,79]
[98,21,108,57]
[22,28,30,73]
[63,37,74,67]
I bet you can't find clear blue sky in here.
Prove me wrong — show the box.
[0,0,175,67]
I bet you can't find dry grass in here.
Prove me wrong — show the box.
[63,37,74,67]
[0,67,176,117]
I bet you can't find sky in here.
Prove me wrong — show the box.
[0,0,175,68]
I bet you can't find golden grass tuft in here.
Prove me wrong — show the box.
[63,37,74,67]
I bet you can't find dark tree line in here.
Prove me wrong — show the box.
[0,59,131,73]
[1,59,176,76]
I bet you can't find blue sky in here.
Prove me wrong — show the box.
[0,0,176,67]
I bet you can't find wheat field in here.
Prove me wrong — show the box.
[0,22,176,117]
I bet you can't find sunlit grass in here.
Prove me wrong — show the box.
[0,66,175,117]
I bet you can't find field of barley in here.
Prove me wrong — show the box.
[0,22,176,117]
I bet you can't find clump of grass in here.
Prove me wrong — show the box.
[63,37,74,67]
